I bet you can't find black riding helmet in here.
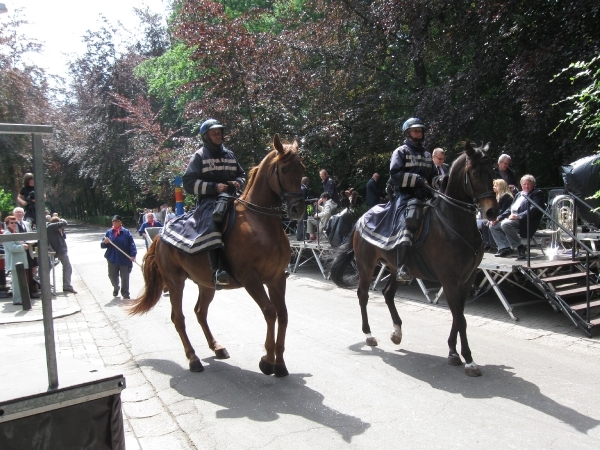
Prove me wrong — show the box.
[199,119,224,139]
[402,117,427,135]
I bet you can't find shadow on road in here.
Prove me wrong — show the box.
[139,357,370,442]
[348,343,600,434]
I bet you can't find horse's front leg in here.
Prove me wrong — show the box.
[244,277,281,376]
[357,270,377,346]
[381,275,403,345]
[194,286,230,360]
[444,283,481,377]
[267,275,289,377]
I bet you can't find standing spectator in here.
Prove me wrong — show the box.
[155,204,168,224]
[138,212,163,249]
[47,217,77,294]
[17,173,36,226]
[493,154,518,194]
[13,207,40,298]
[3,215,30,305]
[166,207,176,224]
[432,148,449,176]
[365,173,384,208]
[319,169,341,207]
[101,215,137,299]
[295,177,310,241]
[138,208,149,227]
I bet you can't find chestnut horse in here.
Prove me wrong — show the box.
[130,134,305,376]
[330,141,498,377]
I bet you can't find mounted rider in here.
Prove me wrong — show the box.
[162,119,246,288]
[389,118,437,280]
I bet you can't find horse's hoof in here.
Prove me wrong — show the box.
[448,353,463,366]
[273,365,289,377]
[189,359,205,372]
[465,362,482,377]
[259,358,274,375]
[390,324,402,345]
[215,348,230,359]
[366,337,378,346]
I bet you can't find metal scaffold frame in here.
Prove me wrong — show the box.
[0,123,57,388]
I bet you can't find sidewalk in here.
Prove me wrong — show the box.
[0,291,80,324]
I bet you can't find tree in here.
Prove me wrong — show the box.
[0,9,51,196]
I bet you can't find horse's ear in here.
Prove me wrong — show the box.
[464,140,475,158]
[273,134,283,154]
[292,138,299,152]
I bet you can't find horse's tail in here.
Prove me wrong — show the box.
[329,226,358,288]
[128,237,164,315]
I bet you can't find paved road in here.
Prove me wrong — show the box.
[2,223,600,449]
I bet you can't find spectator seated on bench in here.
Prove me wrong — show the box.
[489,174,546,260]
[307,192,336,241]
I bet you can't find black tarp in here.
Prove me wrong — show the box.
[0,394,125,450]
[561,154,600,227]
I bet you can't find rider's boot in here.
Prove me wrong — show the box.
[208,249,230,288]
[395,244,411,281]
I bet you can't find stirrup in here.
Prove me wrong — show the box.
[396,266,410,282]
[214,270,230,286]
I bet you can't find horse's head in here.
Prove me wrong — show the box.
[449,141,498,221]
[271,134,306,220]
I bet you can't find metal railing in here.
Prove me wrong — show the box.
[523,193,595,324]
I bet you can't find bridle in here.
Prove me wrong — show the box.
[234,161,304,218]
[427,154,496,255]
[428,156,495,215]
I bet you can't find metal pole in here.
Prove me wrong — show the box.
[14,262,31,310]
[33,133,59,389]
[106,238,142,268]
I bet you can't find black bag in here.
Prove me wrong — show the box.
[326,209,355,247]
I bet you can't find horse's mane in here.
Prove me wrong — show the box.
[241,141,297,200]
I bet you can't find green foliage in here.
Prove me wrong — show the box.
[135,43,204,125]
[553,55,600,140]
[0,188,14,217]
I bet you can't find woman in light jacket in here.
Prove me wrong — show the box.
[3,215,30,305]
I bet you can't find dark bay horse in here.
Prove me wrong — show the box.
[330,141,498,377]
[129,134,305,376]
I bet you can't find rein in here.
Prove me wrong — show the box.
[234,162,303,218]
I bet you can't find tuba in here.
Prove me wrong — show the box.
[551,194,575,243]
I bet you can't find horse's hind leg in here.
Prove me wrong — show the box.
[194,287,230,359]
[382,276,403,345]
[168,276,204,372]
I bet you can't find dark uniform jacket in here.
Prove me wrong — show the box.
[390,140,437,205]
[161,141,246,254]
[182,144,246,198]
